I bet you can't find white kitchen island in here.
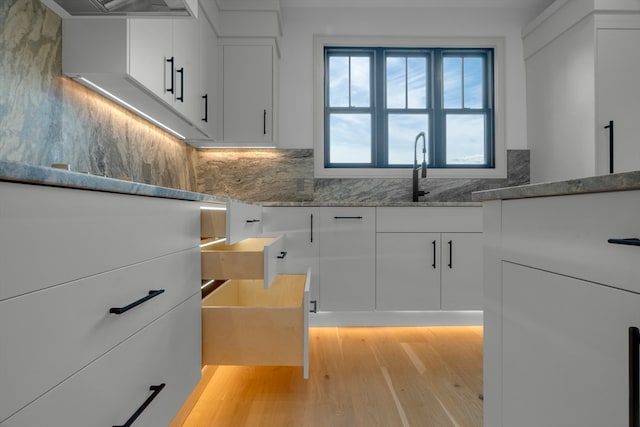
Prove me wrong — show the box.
[474,170,640,427]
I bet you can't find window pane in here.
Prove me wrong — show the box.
[351,57,370,107]
[329,113,372,164]
[446,114,485,165]
[387,114,429,165]
[386,57,406,109]
[464,57,483,108]
[407,57,427,108]
[329,56,349,107]
[443,57,462,108]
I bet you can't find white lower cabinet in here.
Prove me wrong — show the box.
[318,207,376,311]
[376,233,441,310]
[441,232,483,310]
[3,295,201,427]
[501,262,636,427]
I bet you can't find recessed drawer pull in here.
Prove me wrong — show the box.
[113,383,165,427]
[277,251,288,259]
[334,216,363,219]
[109,289,165,315]
[608,238,640,247]
[246,219,261,223]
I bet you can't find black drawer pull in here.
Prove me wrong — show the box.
[113,383,165,427]
[630,327,639,427]
[334,216,363,219]
[109,290,165,315]
[310,300,317,313]
[448,240,453,269]
[432,240,437,269]
[277,251,288,259]
[165,57,174,94]
[608,238,640,247]
[246,219,261,223]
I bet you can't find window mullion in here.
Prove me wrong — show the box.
[433,49,445,168]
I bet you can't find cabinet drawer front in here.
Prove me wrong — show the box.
[501,190,640,293]
[2,295,201,427]
[376,206,482,232]
[0,183,200,301]
[226,200,263,244]
[0,249,200,423]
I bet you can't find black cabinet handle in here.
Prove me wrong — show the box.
[448,240,453,269]
[176,67,184,102]
[166,57,174,94]
[202,94,208,122]
[263,109,267,135]
[608,238,640,247]
[432,240,436,269]
[310,213,314,243]
[630,327,639,427]
[277,251,288,259]
[605,120,614,174]
[310,300,317,313]
[246,219,261,223]
[113,383,165,427]
[109,290,165,315]
[334,216,363,220]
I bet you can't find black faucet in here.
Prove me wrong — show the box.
[413,131,429,202]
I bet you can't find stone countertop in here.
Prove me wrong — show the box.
[472,170,640,202]
[0,160,227,204]
[0,160,482,207]
[259,201,482,207]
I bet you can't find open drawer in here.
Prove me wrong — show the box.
[201,236,284,289]
[201,270,310,379]
[200,200,262,245]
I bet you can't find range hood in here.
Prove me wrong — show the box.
[40,0,197,17]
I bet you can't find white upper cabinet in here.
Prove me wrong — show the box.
[221,41,277,146]
[197,11,220,141]
[63,15,210,141]
[524,3,640,182]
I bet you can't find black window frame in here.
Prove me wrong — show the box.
[324,46,495,169]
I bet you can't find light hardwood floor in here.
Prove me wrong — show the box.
[176,326,483,427]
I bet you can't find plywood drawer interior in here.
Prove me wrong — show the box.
[201,272,310,378]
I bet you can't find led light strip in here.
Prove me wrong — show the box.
[76,77,186,140]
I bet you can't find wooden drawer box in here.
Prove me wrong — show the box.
[200,206,226,239]
[201,236,283,288]
[201,272,310,378]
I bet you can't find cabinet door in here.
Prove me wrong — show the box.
[128,19,173,105]
[319,207,375,311]
[376,233,440,310]
[262,207,320,304]
[502,262,640,427]
[222,44,273,143]
[199,15,219,138]
[596,28,640,174]
[440,233,483,310]
[172,18,201,124]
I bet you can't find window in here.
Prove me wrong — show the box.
[314,36,505,179]
[325,46,494,169]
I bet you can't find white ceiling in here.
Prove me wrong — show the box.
[280,0,557,10]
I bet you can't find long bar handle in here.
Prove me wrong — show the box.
[448,240,453,269]
[334,216,363,219]
[609,238,640,247]
[432,240,437,269]
[605,120,614,174]
[310,213,314,243]
[263,109,267,135]
[246,219,261,223]
[630,327,639,427]
[202,94,208,122]
[166,57,174,94]
[109,290,165,315]
[176,67,184,102]
[113,383,166,427]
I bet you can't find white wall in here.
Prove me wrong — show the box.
[277,5,538,150]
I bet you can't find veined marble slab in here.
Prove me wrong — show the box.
[472,170,640,201]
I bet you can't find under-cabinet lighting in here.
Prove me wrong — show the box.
[201,279,215,290]
[200,205,227,211]
[200,238,226,248]
[75,77,186,140]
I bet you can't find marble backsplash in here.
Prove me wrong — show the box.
[0,0,198,190]
[197,149,529,203]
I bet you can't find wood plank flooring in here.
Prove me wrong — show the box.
[176,326,483,427]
